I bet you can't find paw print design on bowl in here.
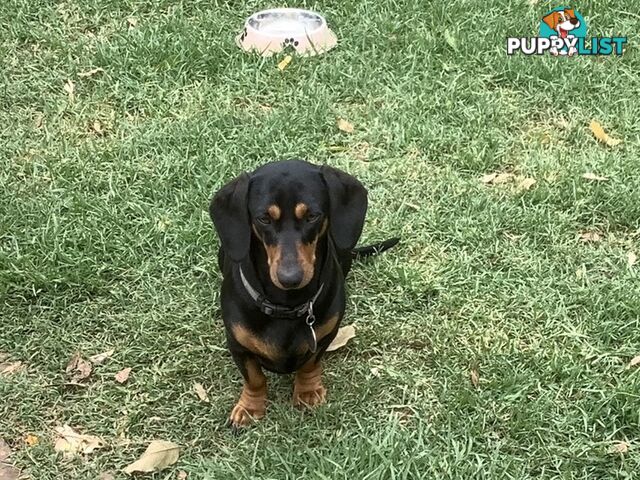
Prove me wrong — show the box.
[282,38,300,49]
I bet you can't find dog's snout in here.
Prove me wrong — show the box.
[570,17,579,25]
[277,266,303,289]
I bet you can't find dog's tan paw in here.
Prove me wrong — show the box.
[293,384,327,408]
[228,401,265,428]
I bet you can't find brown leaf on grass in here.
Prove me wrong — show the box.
[480,173,497,184]
[470,368,480,388]
[63,79,75,100]
[609,441,630,454]
[480,172,514,185]
[65,353,92,382]
[193,383,209,403]
[177,471,188,480]
[34,113,44,128]
[517,177,537,191]
[0,439,11,462]
[582,172,608,182]
[492,173,514,185]
[114,367,132,384]
[122,440,180,474]
[627,355,640,369]
[326,325,356,352]
[89,349,114,365]
[127,18,138,28]
[0,362,23,376]
[91,120,104,136]
[77,67,104,78]
[24,435,39,447]
[589,120,622,147]
[54,425,104,457]
[98,472,115,480]
[627,251,637,267]
[0,463,20,480]
[579,231,602,243]
[336,118,354,134]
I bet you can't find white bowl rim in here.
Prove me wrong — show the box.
[244,8,328,38]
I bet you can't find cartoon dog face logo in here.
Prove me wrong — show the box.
[542,8,580,38]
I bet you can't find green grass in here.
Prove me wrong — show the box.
[2,0,640,478]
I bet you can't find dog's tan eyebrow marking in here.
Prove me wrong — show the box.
[268,205,281,220]
[295,203,308,220]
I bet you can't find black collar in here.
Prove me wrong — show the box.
[239,267,324,318]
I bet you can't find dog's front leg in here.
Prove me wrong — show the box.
[293,356,327,408]
[229,354,267,428]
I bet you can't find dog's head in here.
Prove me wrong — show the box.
[542,8,580,36]
[210,160,367,290]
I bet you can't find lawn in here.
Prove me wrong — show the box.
[1,0,640,478]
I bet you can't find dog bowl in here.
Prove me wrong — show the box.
[236,8,337,57]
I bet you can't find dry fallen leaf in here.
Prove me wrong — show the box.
[518,177,536,191]
[98,472,116,480]
[63,79,75,100]
[193,383,209,403]
[54,425,104,457]
[77,67,104,78]
[326,325,356,352]
[336,118,355,134]
[89,349,114,365]
[579,231,602,243]
[34,113,44,128]
[127,18,138,28]
[609,441,630,454]
[65,353,92,382]
[627,355,640,369]
[0,362,23,376]
[277,54,292,71]
[0,439,11,462]
[177,471,188,480]
[480,173,497,184]
[582,172,608,182]
[123,440,180,474]
[589,120,621,147]
[91,120,104,135]
[481,172,514,185]
[627,251,637,267]
[24,435,39,447]
[114,367,132,384]
[470,368,480,388]
[0,463,20,480]
[493,173,514,185]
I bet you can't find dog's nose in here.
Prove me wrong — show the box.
[570,17,579,25]
[277,266,303,289]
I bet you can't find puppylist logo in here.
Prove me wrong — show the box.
[507,7,627,56]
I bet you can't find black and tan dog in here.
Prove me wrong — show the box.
[210,160,398,428]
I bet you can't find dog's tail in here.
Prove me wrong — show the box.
[351,237,400,259]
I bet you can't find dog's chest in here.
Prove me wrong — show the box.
[231,313,339,371]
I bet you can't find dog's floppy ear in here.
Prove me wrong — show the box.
[209,173,251,262]
[321,165,368,251]
[542,11,560,30]
[565,9,575,18]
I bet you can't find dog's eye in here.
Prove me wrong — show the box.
[307,213,321,223]
[256,215,271,225]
